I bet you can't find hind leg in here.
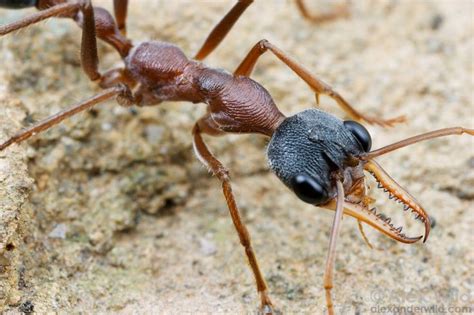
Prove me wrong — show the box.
[0,0,136,149]
[0,2,79,36]
[113,0,128,35]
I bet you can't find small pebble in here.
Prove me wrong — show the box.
[430,14,444,30]
[48,223,67,239]
[19,301,34,314]
[199,238,217,256]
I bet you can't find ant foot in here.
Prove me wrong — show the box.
[259,304,282,315]
[298,0,351,24]
[258,291,280,315]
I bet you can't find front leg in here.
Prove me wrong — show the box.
[234,39,405,127]
[323,180,346,315]
[192,120,274,314]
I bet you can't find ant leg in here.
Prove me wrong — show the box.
[79,0,101,81]
[113,0,128,35]
[192,120,274,314]
[194,0,254,61]
[0,86,128,151]
[78,4,133,58]
[234,40,405,127]
[99,68,136,90]
[295,0,350,24]
[0,2,80,36]
[323,180,345,315]
[0,0,101,81]
[76,1,131,80]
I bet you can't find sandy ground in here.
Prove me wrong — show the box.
[0,1,473,314]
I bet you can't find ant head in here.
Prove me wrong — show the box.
[268,109,369,206]
[268,109,432,244]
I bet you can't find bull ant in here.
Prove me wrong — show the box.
[0,1,472,314]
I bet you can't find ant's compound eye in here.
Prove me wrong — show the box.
[291,174,328,205]
[343,120,372,152]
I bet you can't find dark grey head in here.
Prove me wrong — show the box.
[267,108,441,243]
[267,109,372,205]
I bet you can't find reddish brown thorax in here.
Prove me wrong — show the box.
[124,41,285,136]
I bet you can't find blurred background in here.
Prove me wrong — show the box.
[0,1,472,313]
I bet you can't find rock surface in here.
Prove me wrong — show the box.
[0,1,472,314]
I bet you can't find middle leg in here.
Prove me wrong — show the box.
[194,0,254,61]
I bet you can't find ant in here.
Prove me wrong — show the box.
[0,1,472,314]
